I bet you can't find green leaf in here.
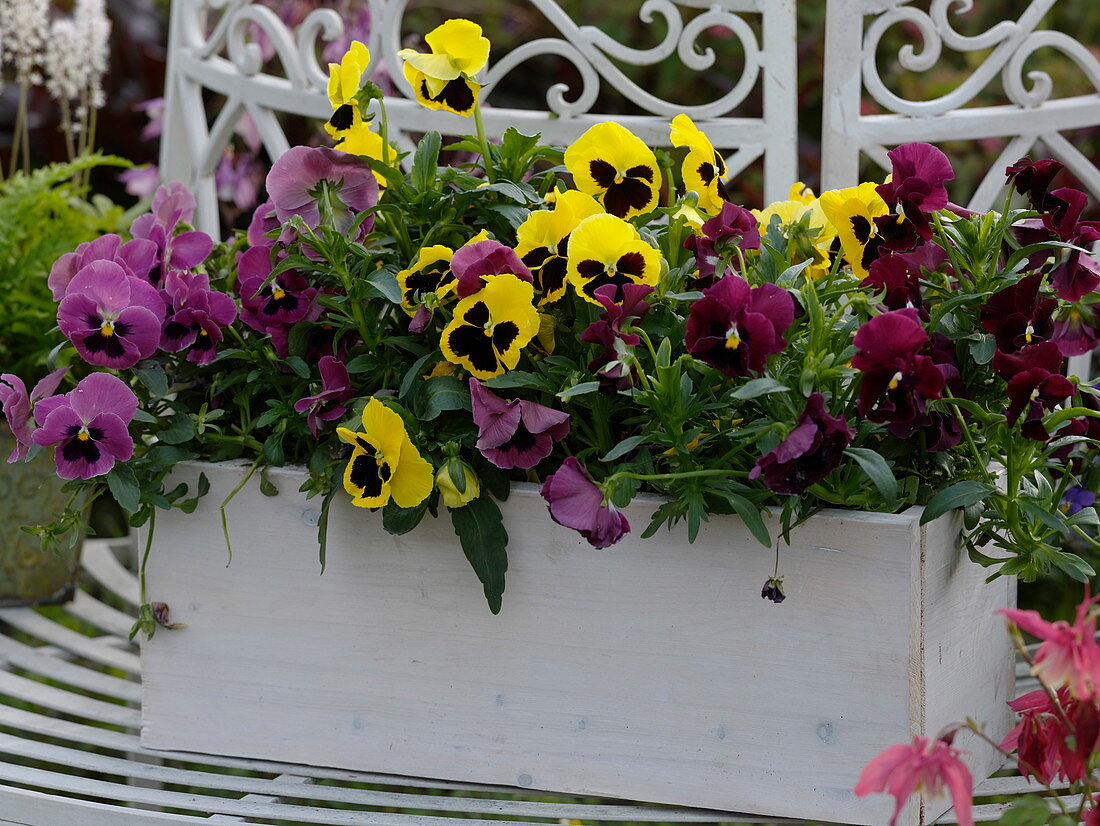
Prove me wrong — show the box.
[286,321,313,358]
[1051,551,1095,582]
[316,486,338,574]
[730,377,792,401]
[967,335,996,365]
[412,131,442,191]
[383,498,431,535]
[483,370,550,390]
[558,381,600,399]
[158,413,195,445]
[723,493,771,547]
[106,465,141,512]
[920,480,996,524]
[345,354,374,374]
[134,361,168,397]
[845,447,898,504]
[600,434,647,462]
[144,446,196,473]
[419,375,470,420]
[999,795,1054,826]
[450,495,508,614]
[1017,498,1067,535]
[366,268,403,304]
[284,356,311,379]
[664,290,704,301]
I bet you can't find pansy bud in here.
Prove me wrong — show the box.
[436,460,480,508]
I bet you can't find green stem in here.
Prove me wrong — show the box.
[944,392,996,485]
[378,100,392,170]
[472,99,495,183]
[220,459,260,566]
[138,510,156,606]
[611,468,748,484]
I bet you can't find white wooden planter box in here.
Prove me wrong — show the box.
[141,461,1015,825]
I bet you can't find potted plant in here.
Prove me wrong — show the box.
[4,20,1099,824]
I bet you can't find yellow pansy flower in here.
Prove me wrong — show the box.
[338,398,433,509]
[818,182,890,280]
[669,114,728,214]
[566,213,662,305]
[564,122,660,219]
[671,203,706,235]
[396,246,456,314]
[514,190,603,305]
[334,122,396,187]
[397,19,489,117]
[440,273,539,379]
[326,40,370,138]
[788,181,816,206]
[754,194,838,278]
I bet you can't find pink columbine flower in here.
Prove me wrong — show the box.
[540,457,629,549]
[48,233,159,300]
[451,239,534,298]
[293,356,354,438]
[159,271,239,365]
[1000,595,1100,701]
[0,368,69,461]
[854,735,973,826]
[469,379,570,469]
[32,372,139,480]
[57,260,167,369]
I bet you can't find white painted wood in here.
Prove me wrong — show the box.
[140,461,1014,826]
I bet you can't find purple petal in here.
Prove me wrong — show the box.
[168,230,214,270]
[33,404,82,447]
[86,411,135,463]
[30,367,71,404]
[518,399,571,438]
[68,372,139,424]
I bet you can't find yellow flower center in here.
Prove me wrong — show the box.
[887,371,903,391]
[199,329,209,337]
[272,286,286,301]
[76,426,91,442]
[1024,324,1034,344]
[725,324,741,350]
[100,321,115,337]
[1030,388,1040,401]
[613,172,625,184]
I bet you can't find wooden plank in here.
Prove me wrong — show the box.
[141,462,1010,825]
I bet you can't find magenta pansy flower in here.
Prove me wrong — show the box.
[684,202,761,284]
[876,142,955,240]
[979,273,1056,353]
[293,356,354,438]
[1004,367,1075,441]
[581,283,653,392]
[32,372,139,480]
[862,244,948,314]
[57,260,167,369]
[851,309,945,425]
[236,247,319,333]
[685,274,794,377]
[160,271,239,365]
[48,233,158,300]
[540,457,629,549]
[247,199,280,248]
[855,735,973,826]
[469,379,570,469]
[748,393,853,494]
[0,368,69,461]
[131,183,214,283]
[451,240,534,298]
[266,145,379,236]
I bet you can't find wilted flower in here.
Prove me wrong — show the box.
[851,309,945,425]
[540,457,629,549]
[515,190,603,305]
[564,122,660,219]
[397,19,489,117]
[159,271,238,365]
[469,379,570,469]
[57,260,166,369]
[266,145,378,236]
[451,239,533,298]
[0,368,68,461]
[293,356,354,438]
[337,397,433,509]
[566,213,661,305]
[32,372,138,480]
[669,114,727,214]
[1000,595,1100,701]
[855,735,973,826]
[440,273,539,379]
[684,202,761,283]
[685,274,794,377]
[748,393,853,494]
[760,577,786,603]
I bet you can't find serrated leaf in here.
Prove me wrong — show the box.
[920,480,996,524]
[451,495,508,614]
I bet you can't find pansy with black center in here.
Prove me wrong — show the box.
[514,190,603,305]
[566,213,661,305]
[325,41,370,139]
[819,182,890,280]
[565,122,661,219]
[397,19,489,117]
[337,397,434,509]
[440,273,539,379]
[669,114,728,214]
[397,245,458,314]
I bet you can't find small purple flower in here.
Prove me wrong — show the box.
[761,577,786,603]
[266,145,379,236]
[236,247,319,334]
[749,393,854,494]
[540,457,629,549]
[684,202,761,284]
[0,368,69,461]
[685,274,795,377]
[580,283,653,392]
[1051,303,1100,358]
[48,233,158,300]
[130,183,214,284]
[1061,487,1096,516]
[135,97,166,142]
[57,260,166,369]
[160,271,239,365]
[216,149,264,212]
[451,240,534,298]
[293,356,354,438]
[32,372,138,480]
[876,143,955,240]
[469,379,570,469]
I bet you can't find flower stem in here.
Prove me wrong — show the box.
[610,468,748,484]
[472,99,495,183]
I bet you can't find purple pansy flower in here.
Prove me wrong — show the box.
[293,356,354,438]
[160,271,239,365]
[1061,487,1097,516]
[57,260,167,369]
[749,392,853,495]
[48,233,158,300]
[851,309,945,425]
[0,368,69,461]
[130,183,214,284]
[685,274,795,377]
[119,165,162,200]
[451,240,534,298]
[684,202,761,285]
[266,145,379,236]
[236,246,319,334]
[469,379,570,469]
[247,199,281,248]
[876,142,955,241]
[1051,303,1100,358]
[32,372,138,480]
[540,457,629,549]
[580,283,653,392]
[1005,157,1065,210]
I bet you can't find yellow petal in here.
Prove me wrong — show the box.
[564,122,660,219]
[359,397,407,466]
[343,449,390,509]
[424,19,490,75]
[390,437,435,508]
[566,213,662,305]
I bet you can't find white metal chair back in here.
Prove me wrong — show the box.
[821,0,1100,211]
[160,0,799,238]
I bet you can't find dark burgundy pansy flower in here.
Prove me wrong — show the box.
[1006,157,1065,209]
[991,341,1064,379]
[580,283,653,392]
[1041,187,1100,243]
[236,246,319,334]
[451,240,534,298]
[684,202,761,284]
[540,456,629,549]
[48,233,158,300]
[887,333,964,451]
[685,274,794,377]
[1006,367,1075,441]
[469,380,570,469]
[159,271,238,365]
[979,274,1057,353]
[876,143,955,241]
[872,211,922,254]
[1051,248,1100,303]
[293,356,354,438]
[862,244,949,313]
[748,393,854,495]
[851,309,945,424]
